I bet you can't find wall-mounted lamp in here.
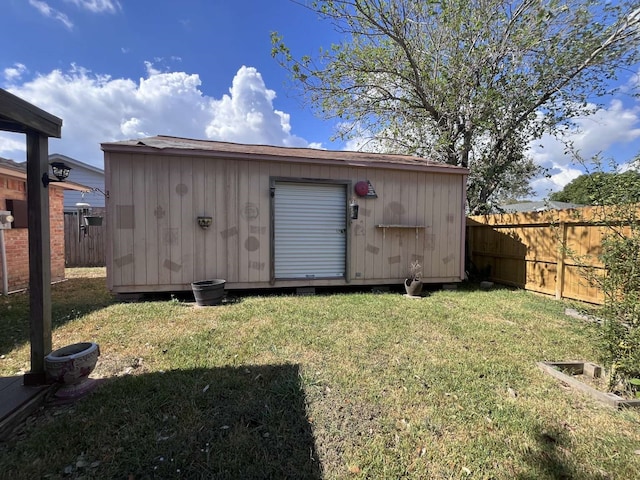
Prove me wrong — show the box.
[0,211,14,229]
[42,161,72,187]
[349,199,359,220]
[197,216,213,230]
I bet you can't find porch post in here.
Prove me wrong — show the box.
[24,132,52,386]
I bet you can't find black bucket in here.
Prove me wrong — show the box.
[191,279,226,306]
[84,215,103,226]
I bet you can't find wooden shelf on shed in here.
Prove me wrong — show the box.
[375,224,427,239]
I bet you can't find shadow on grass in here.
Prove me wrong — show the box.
[517,424,609,480]
[0,277,114,356]
[0,364,322,480]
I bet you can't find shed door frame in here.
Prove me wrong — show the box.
[270,177,351,284]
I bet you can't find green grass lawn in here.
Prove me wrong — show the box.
[1,269,639,479]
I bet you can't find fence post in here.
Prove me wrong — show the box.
[555,221,567,300]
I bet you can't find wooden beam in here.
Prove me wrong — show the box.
[555,222,567,300]
[0,119,31,134]
[0,89,62,138]
[23,132,52,386]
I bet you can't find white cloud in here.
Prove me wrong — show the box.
[3,63,27,82]
[0,64,318,166]
[527,99,640,198]
[529,165,584,200]
[0,134,26,158]
[64,0,121,14]
[205,66,308,147]
[563,100,640,155]
[29,0,73,29]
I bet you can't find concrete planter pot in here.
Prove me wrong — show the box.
[45,342,100,399]
[404,278,423,297]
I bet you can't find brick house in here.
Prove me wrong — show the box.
[0,157,87,293]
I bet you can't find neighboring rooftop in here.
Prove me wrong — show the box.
[49,153,104,175]
[497,201,584,213]
[0,157,25,171]
[101,135,469,174]
[0,156,89,192]
[0,157,26,180]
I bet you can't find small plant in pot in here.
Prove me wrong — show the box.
[404,260,423,297]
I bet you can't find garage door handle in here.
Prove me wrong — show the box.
[337,229,346,234]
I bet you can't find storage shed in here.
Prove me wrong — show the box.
[101,136,468,293]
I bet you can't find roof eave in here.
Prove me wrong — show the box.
[101,143,470,175]
[0,164,26,180]
[0,89,62,138]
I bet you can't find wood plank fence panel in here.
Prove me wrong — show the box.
[64,207,106,267]
[466,206,630,304]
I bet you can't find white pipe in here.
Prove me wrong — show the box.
[0,229,8,296]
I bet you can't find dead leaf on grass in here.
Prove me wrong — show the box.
[348,465,361,474]
[396,418,410,431]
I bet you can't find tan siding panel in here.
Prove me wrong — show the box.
[202,156,218,280]
[107,154,466,292]
[132,158,147,286]
[144,155,159,285]
[192,156,206,282]
[156,156,171,286]
[180,157,194,285]
[117,155,134,287]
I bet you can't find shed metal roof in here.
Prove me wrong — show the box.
[101,135,469,175]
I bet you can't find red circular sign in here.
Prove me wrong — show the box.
[354,181,369,197]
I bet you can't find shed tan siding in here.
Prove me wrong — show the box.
[106,152,465,292]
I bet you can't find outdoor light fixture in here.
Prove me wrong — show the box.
[349,199,359,220]
[0,211,14,229]
[197,216,213,230]
[42,161,71,187]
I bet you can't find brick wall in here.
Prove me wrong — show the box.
[1,174,66,293]
[50,187,65,283]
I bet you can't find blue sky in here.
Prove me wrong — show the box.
[1,0,639,199]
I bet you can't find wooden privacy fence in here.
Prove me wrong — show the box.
[466,206,628,304]
[64,207,106,267]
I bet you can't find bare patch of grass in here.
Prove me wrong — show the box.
[1,276,639,478]
[64,267,107,279]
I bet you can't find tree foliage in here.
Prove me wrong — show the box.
[550,170,640,205]
[559,155,640,394]
[272,0,640,213]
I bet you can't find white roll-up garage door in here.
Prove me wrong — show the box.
[274,182,347,279]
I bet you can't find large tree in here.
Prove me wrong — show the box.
[550,170,640,205]
[272,0,640,213]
